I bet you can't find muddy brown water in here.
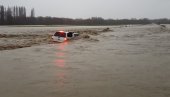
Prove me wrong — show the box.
[0,25,170,97]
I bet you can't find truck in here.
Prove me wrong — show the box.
[52,31,79,42]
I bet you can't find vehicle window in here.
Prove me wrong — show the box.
[54,32,66,37]
[67,32,73,37]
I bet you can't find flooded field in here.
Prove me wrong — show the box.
[0,24,170,97]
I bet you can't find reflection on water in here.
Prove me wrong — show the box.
[56,52,65,57]
[55,59,65,68]
[56,72,67,87]
[57,42,68,51]
[54,42,68,88]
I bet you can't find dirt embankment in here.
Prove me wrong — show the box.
[0,27,112,51]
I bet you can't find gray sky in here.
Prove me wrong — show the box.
[0,0,170,19]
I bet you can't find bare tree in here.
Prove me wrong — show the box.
[0,5,5,25]
[31,8,35,18]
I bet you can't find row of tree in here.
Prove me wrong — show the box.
[1,5,170,25]
[0,5,35,25]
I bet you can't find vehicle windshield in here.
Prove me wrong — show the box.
[54,32,66,37]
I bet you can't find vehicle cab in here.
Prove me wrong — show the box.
[52,31,79,42]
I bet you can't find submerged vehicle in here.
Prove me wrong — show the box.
[52,31,79,42]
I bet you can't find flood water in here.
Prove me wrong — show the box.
[0,25,170,97]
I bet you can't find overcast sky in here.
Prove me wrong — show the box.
[0,0,170,19]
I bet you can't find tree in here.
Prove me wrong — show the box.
[6,7,13,24]
[0,5,5,25]
[16,6,19,17]
[31,8,35,18]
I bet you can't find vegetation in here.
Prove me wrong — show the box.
[1,5,170,25]
[0,5,34,25]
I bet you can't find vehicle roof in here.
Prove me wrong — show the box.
[56,31,75,34]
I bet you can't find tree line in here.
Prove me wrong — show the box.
[0,5,35,25]
[1,5,170,25]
